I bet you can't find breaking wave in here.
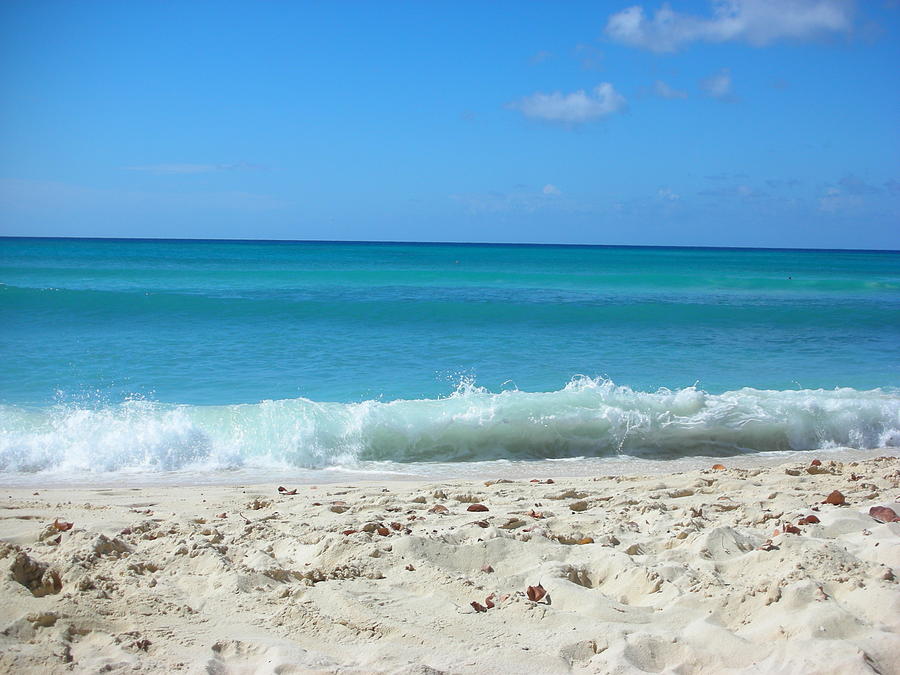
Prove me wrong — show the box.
[1,378,898,474]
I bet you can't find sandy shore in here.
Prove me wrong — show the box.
[1,454,898,674]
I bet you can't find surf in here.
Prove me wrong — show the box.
[1,378,897,475]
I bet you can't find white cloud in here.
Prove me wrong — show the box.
[543,184,562,196]
[701,68,735,100]
[508,83,626,124]
[653,80,688,99]
[604,1,854,53]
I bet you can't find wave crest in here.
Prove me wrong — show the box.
[1,378,898,473]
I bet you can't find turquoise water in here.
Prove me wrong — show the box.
[1,237,899,476]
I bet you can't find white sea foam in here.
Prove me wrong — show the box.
[0,378,897,475]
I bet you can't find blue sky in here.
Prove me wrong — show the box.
[0,0,898,248]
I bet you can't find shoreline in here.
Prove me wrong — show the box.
[1,453,898,673]
[1,446,894,489]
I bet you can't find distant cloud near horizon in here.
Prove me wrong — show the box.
[838,174,881,195]
[706,172,749,181]
[124,162,264,175]
[657,187,681,201]
[508,83,626,124]
[0,177,288,213]
[698,183,755,198]
[766,178,802,189]
[604,0,854,53]
[451,184,574,215]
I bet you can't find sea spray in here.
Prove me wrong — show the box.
[1,378,897,474]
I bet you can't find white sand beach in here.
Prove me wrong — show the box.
[2,454,899,674]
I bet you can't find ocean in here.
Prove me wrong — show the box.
[1,237,898,483]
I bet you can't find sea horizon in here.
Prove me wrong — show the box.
[3,234,898,254]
